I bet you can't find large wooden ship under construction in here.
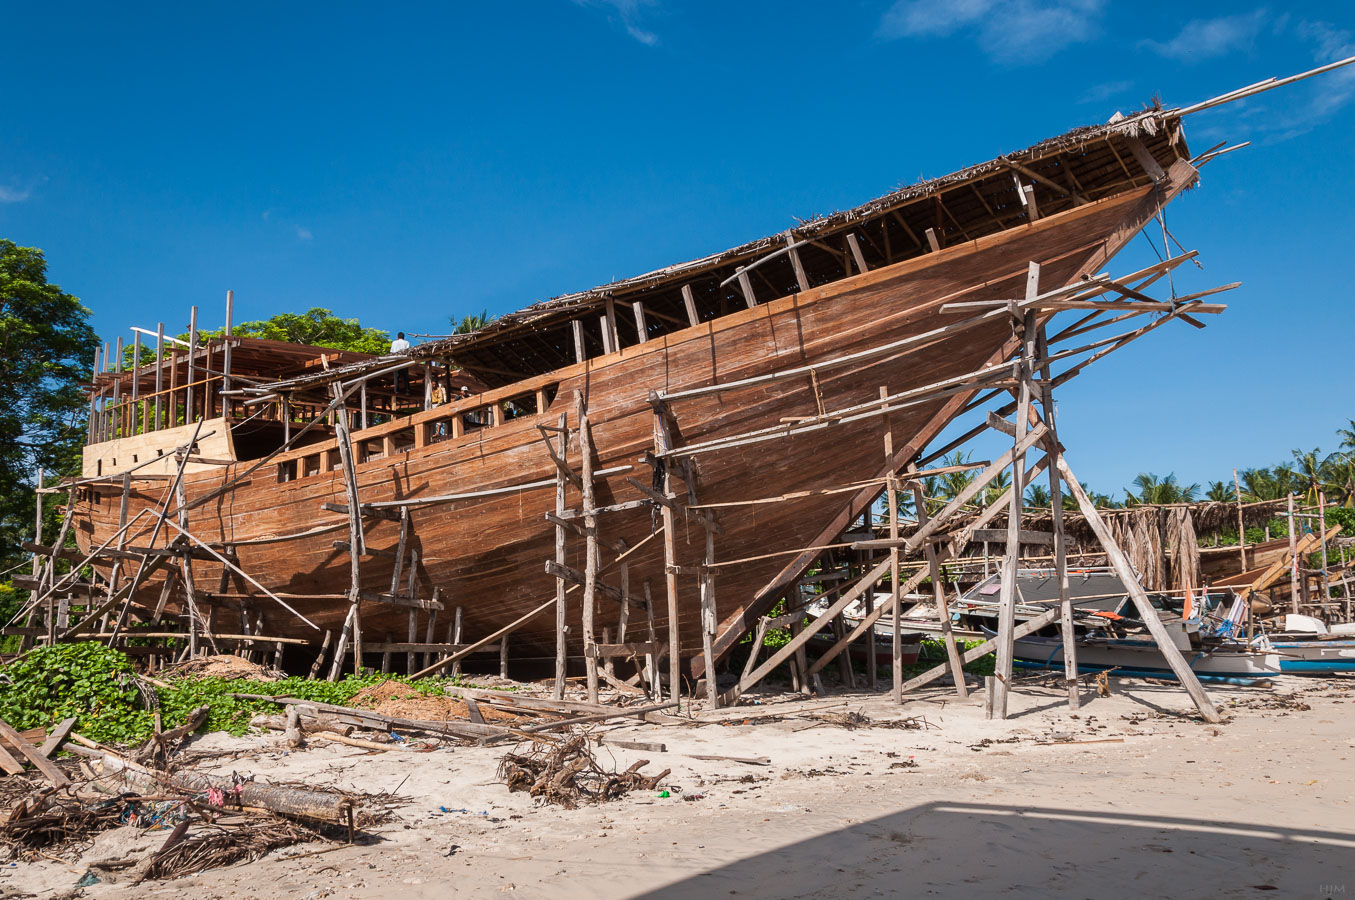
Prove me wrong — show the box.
[60,96,1255,692]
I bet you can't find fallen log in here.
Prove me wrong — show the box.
[249,714,356,736]
[83,749,355,824]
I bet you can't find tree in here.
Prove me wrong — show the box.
[1025,483,1051,509]
[1125,472,1198,506]
[0,241,98,572]
[1206,480,1232,502]
[195,308,390,355]
[451,309,494,335]
[1338,419,1355,454]
[1290,448,1328,506]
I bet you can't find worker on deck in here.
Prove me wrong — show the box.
[390,332,411,395]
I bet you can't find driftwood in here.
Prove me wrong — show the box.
[498,733,669,808]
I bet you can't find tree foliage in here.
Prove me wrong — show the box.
[0,241,98,570]
[195,307,391,355]
[1125,472,1199,506]
[451,308,494,335]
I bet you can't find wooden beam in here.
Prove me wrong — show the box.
[681,284,700,327]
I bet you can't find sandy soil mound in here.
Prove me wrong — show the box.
[348,680,522,723]
[163,654,281,681]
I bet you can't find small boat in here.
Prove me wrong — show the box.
[1262,637,1355,675]
[983,626,1281,685]
[1255,614,1355,675]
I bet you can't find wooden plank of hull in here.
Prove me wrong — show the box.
[74,186,1165,664]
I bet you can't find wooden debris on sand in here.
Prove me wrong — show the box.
[498,733,670,808]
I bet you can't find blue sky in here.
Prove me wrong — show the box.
[3,1,1353,498]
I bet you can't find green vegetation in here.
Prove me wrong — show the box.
[192,307,392,355]
[451,309,494,334]
[0,644,462,746]
[0,241,97,574]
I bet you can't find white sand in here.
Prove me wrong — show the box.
[4,676,1352,899]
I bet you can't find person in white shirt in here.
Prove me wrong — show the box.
[390,332,411,395]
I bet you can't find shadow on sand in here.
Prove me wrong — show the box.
[639,801,1354,899]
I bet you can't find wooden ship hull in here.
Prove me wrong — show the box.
[69,114,1206,678]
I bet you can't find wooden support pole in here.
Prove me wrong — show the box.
[642,581,659,699]
[185,306,198,424]
[912,481,967,698]
[553,412,569,699]
[736,269,756,308]
[653,401,682,704]
[572,320,586,364]
[451,605,463,677]
[847,233,868,274]
[992,265,1038,719]
[222,291,233,416]
[423,592,440,671]
[22,470,44,652]
[1287,492,1301,614]
[1036,322,1079,709]
[327,382,365,681]
[786,234,810,292]
[577,395,601,704]
[130,330,141,435]
[1057,456,1220,722]
[701,516,719,707]
[681,284,700,328]
[405,547,419,675]
[631,302,648,343]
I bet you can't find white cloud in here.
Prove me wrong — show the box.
[877,0,1105,64]
[295,226,313,241]
[1181,16,1355,144]
[0,185,33,203]
[573,0,660,46]
[1142,9,1270,61]
[1078,79,1134,104]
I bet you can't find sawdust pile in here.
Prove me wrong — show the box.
[348,680,521,723]
[161,655,281,681]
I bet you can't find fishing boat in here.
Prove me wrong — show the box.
[1264,637,1355,674]
[994,627,1282,685]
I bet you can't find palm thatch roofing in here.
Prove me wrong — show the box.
[255,103,1189,394]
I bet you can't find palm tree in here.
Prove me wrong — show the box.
[934,452,977,506]
[1206,480,1232,502]
[1025,483,1051,509]
[1290,448,1327,505]
[1338,419,1355,453]
[1126,472,1199,505]
[983,468,1011,507]
[451,309,494,334]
